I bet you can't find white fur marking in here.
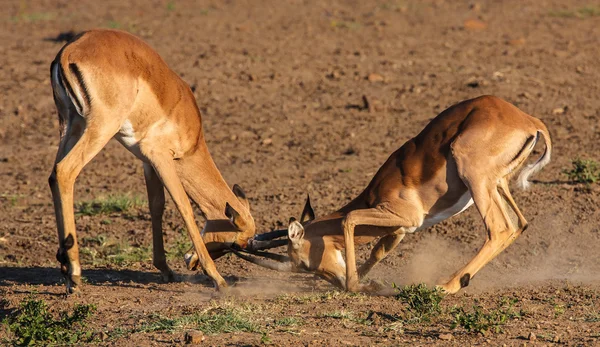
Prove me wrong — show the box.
[115,120,144,159]
[419,192,474,230]
[335,250,346,271]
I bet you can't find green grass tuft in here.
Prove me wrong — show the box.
[394,283,444,322]
[1,298,96,346]
[138,306,259,335]
[450,297,522,334]
[563,158,600,184]
[76,194,145,216]
[549,6,600,18]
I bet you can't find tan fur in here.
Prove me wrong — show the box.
[49,29,255,294]
[244,96,552,294]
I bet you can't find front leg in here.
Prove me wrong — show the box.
[358,232,405,280]
[342,204,419,292]
[147,154,227,290]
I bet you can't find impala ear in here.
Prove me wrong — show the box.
[288,217,304,248]
[300,194,315,223]
[232,184,250,211]
[225,202,243,230]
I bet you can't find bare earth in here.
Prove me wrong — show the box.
[1,0,599,345]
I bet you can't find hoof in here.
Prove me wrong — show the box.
[161,270,177,283]
[184,251,199,271]
[66,284,82,296]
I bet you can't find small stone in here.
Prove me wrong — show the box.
[438,333,453,341]
[576,66,584,74]
[464,19,487,31]
[367,73,384,82]
[552,106,567,115]
[470,3,481,11]
[261,138,272,145]
[185,330,205,344]
[508,38,526,46]
[466,77,480,88]
[528,332,536,341]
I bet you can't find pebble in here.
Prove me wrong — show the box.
[464,19,487,31]
[438,333,453,341]
[185,330,205,344]
[367,73,384,82]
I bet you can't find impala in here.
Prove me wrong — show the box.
[234,95,552,294]
[49,29,266,294]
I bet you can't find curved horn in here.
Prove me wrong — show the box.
[231,249,293,272]
[252,229,288,241]
[240,249,291,263]
[247,238,288,251]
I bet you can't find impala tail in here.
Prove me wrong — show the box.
[516,122,552,189]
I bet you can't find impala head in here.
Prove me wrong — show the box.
[184,184,256,269]
[230,195,320,274]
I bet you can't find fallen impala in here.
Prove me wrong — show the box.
[233,95,552,294]
[49,29,280,294]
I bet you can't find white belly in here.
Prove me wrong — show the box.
[418,192,474,230]
[115,120,145,160]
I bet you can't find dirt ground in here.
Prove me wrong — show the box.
[1,0,600,345]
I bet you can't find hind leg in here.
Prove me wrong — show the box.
[143,163,176,282]
[50,113,120,294]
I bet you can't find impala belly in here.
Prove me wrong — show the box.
[418,192,474,230]
[115,120,145,160]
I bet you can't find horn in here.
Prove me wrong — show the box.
[230,248,293,272]
[252,229,288,241]
[247,238,288,251]
[239,249,291,263]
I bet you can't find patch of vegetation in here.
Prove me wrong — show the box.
[106,20,121,29]
[274,291,366,305]
[450,298,521,334]
[549,6,600,18]
[167,228,192,261]
[1,297,96,346]
[274,317,301,327]
[80,234,152,266]
[330,20,361,30]
[563,158,600,184]
[76,194,145,216]
[318,310,353,320]
[166,1,176,12]
[138,306,259,335]
[394,283,444,322]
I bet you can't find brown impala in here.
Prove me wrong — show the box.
[234,95,552,294]
[49,29,283,294]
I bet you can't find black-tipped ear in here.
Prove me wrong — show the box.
[288,218,305,246]
[225,202,241,228]
[232,184,250,210]
[300,194,315,223]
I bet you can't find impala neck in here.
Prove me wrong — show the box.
[176,144,248,221]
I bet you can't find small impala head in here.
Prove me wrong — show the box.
[286,195,315,269]
[229,195,318,273]
[184,184,256,269]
